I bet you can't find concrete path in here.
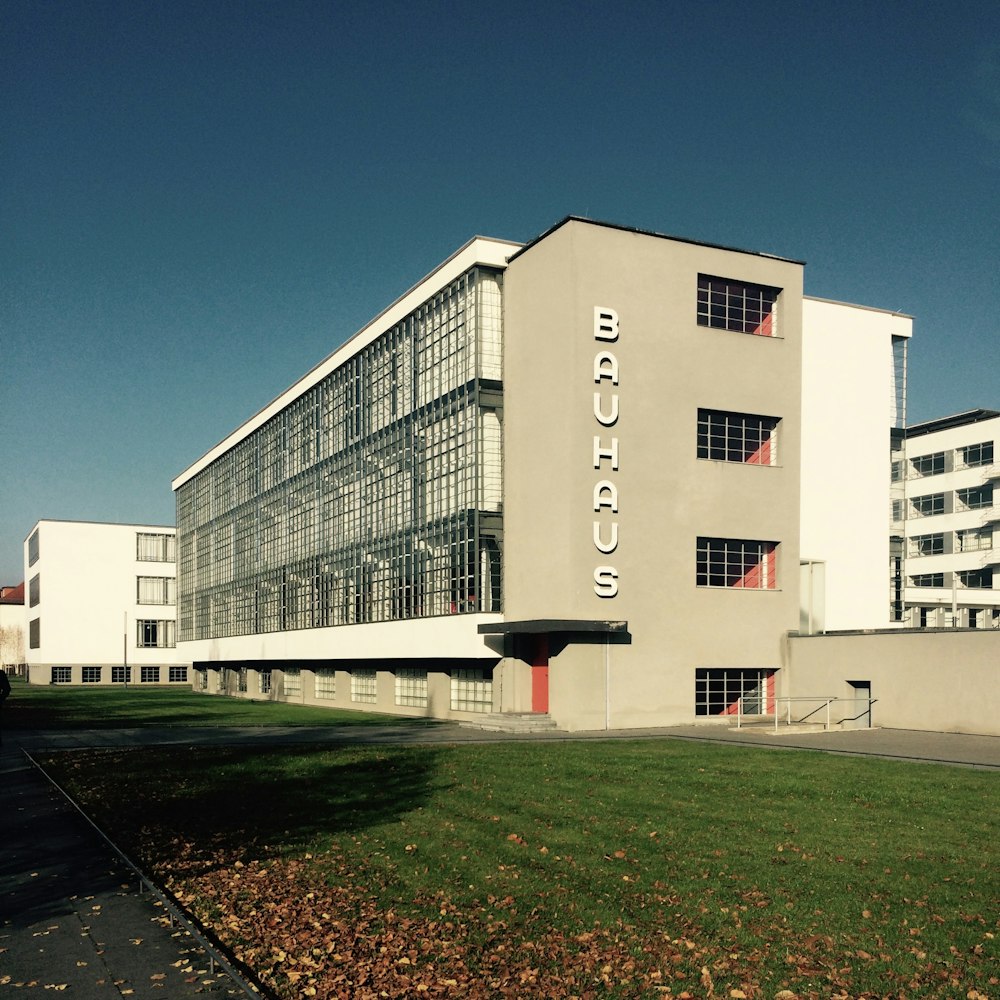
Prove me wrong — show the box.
[2,723,996,996]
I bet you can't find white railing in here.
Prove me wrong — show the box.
[735,696,876,732]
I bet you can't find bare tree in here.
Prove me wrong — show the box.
[0,625,25,676]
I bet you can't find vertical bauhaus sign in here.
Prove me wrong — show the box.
[593,306,620,598]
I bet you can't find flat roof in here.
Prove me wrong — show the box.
[507,215,806,266]
[906,408,1000,438]
[478,619,629,635]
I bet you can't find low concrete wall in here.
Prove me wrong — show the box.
[786,629,1000,736]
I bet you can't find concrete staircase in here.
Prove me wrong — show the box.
[461,712,561,734]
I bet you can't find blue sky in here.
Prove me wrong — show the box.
[2,0,998,583]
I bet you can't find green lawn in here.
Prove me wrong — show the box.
[41,740,998,999]
[2,676,412,729]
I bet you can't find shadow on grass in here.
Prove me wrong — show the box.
[3,681,421,730]
[43,744,443,873]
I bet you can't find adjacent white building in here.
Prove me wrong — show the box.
[799,297,912,631]
[23,519,188,685]
[893,409,1000,629]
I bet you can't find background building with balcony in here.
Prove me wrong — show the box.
[893,409,1000,629]
[23,520,187,685]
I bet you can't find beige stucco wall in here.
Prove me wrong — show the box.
[786,630,1000,735]
[501,220,805,729]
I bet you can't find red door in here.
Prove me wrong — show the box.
[531,635,549,713]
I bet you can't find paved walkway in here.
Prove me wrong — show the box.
[2,724,997,996]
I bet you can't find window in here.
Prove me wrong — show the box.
[112,666,128,683]
[891,460,903,483]
[28,529,39,566]
[960,441,993,468]
[395,668,428,708]
[137,532,176,562]
[136,620,176,648]
[697,409,779,465]
[259,671,271,695]
[29,618,40,649]
[910,493,945,518]
[696,538,777,589]
[695,668,774,716]
[282,667,301,696]
[82,666,101,684]
[137,577,176,605]
[351,668,377,703]
[29,574,40,607]
[450,668,492,713]
[891,499,904,523]
[51,666,71,684]
[140,666,160,683]
[315,667,336,699]
[169,665,189,683]
[958,569,993,589]
[237,667,248,693]
[957,485,993,511]
[697,275,779,337]
[908,533,944,557]
[910,452,945,477]
[910,573,944,588]
[957,528,993,552]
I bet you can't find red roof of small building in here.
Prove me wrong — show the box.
[0,582,25,604]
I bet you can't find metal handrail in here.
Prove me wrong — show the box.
[736,696,877,732]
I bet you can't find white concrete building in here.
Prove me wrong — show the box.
[172,218,917,730]
[893,409,1000,629]
[24,519,187,685]
[799,298,912,631]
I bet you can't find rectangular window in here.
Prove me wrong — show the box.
[697,409,779,465]
[140,665,160,683]
[351,668,377,703]
[259,671,271,695]
[29,574,40,607]
[237,667,248,693]
[136,620,176,648]
[957,485,993,510]
[137,532,177,562]
[282,667,301,696]
[29,618,40,649]
[697,275,779,337]
[169,665,188,683]
[891,499,904,523]
[958,569,993,589]
[910,573,944,588]
[51,666,71,684]
[696,538,777,589]
[910,452,945,477]
[695,668,774,716]
[315,667,336,699]
[28,529,39,566]
[960,441,993,467]
[82,666,101,684]
[957,528,993,552]
[137,577,176,605]
[908,533,944,557]
[910,493,945,518]
[112,666,127,683]
[395,668,428,708]
[891,460,903,483]
[450,668,492,713]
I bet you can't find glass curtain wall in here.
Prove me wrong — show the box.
[177,267,504,642]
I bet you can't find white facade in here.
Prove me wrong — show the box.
[895,410,1000,629]
[799,298,912,631]
[23,520,187,685]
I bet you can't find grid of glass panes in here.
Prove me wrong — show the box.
[697,275,779,337]
[176,268,505,641]
[137,532,176,562]
[957,528,993,552]
[141,666,160,683]
[395,667,428,707]
[51,666,70,683]
[696,538,776,589]
[908,533,944,557]
[169,666,188,682]
[282,667,301,696]
[82,666,101,683]
[957,485,993,510]
[697,409,779,465]
[112,666,127,683]
[910,493,945,517]
[450,668,492,713]
[695,668,773,716]
[910,452,945,477]
[351,668,377,703]
[960,441,993,468]
[315,667,336,699]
